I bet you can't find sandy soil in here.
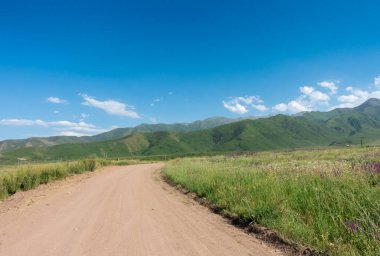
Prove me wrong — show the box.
[0,164,283,256]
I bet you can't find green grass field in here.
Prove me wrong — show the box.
[164,147,380,255]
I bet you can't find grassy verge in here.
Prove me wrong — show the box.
[0,158,147,200]
[163,148,380,256]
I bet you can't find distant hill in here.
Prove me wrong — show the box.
[2,99,380,163]
[0,117,237,153]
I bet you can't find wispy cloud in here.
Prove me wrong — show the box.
[81,94,140,118]
[47,96,68,104]
[0,119,106,137]
[223,96,268,115]
[150,98,163,107]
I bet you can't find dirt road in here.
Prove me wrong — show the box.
[0,164,282,256]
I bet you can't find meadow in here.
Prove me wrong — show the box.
[164,147,380,255]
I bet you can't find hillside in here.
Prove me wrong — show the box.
[0,117,236,153]
[2,99,380,163]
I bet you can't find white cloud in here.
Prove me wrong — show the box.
[300,86,330,102]
[236,96,262,105]
[273,100,310,114]
[81,94,140,118]
[47,97,68,104]
[58,131,90,137]
[53,110,60,114]
[352,89,369,98]
[252,104,268,112]
[300,86,314,95]
[330,85,380,110]
[0,119,39,126]
[273,85,329,114]
[273,103,288,112]
[288,100,310,113]
[0,119,106,137]
[223,101,249,114]
[309,90,330,102]
[337,94,359,103]
[318,81,339,94]
[375,76,380,89]
[223,96,267,114]
[271,77,380,113]
[328,102,357,110]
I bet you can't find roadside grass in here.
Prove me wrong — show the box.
[164,147,380,255]
[0,158,147,200]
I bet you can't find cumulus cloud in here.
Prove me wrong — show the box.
[81,94,140,118]
[300,86,330,102]
[288,100,310,112]
[318,81,339,94]
[223,96,268,115]
[273,100,310,113]
[330,85,380,109]
[273,85,329,114]
[0,119,106,137]
[47,97,68,104]
[337,94,359,103]
[273,103,288,112]
[223,101,249,114]
[229,76,380,115]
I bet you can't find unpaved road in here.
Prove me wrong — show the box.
[0,164,282,256]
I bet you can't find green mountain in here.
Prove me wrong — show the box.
[2,99,380,163]
[0,117,236,153]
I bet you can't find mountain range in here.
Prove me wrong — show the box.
[0,117,237,153]
[1,99,380,163]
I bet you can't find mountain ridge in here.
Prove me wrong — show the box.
[1,99,380,163]
[0,117,238,153]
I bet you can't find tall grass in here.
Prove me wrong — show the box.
[164,148,380,255]
[0,160,98,199]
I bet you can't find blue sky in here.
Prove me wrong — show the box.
[0,0,380,140]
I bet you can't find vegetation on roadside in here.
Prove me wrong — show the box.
[164,147,380,255]
[0,158,145,200]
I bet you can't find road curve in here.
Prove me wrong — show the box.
[0,164,282,256]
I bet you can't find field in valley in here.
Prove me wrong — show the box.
[164,147,380,255]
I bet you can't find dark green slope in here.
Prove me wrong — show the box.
[2,99,380,163]
[88,116,234,142]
